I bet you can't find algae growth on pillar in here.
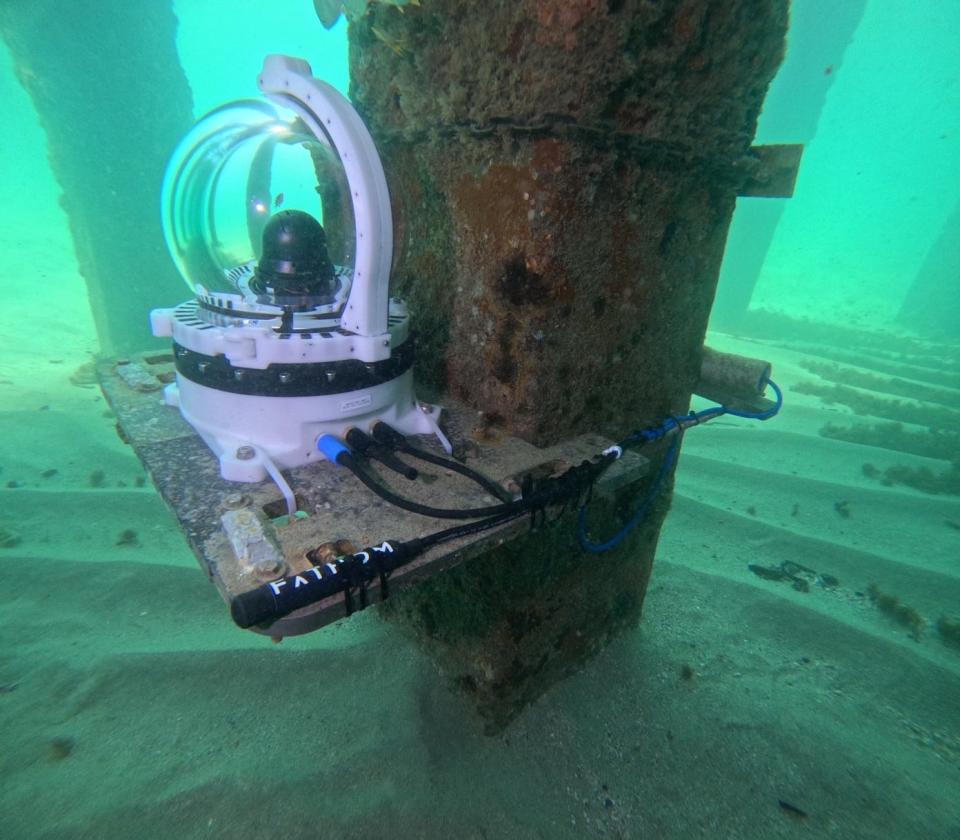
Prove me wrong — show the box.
[336,0,789,728]
[348,0,788,445]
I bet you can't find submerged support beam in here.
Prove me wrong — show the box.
[711,0,868,328]
[897,196,960,338]
[347,0,787,727]
[0,0,193,355]
[350,0,787,445]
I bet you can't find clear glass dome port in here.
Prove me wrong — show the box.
[161,100,355,305]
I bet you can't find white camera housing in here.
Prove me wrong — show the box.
[154,55,446,483]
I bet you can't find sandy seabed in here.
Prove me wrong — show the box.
[1,244,958,839]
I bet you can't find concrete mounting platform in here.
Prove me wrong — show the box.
[97,351,649,641]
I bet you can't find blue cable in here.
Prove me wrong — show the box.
[578,433,681,554]
[721,376,783,421]
[577,376,782,553]
[620,405,725,447]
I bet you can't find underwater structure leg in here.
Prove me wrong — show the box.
[897,196,960,338]
[710,0,867,329]
[378,460,671,733]
[346,0,789,727]
[0,0,193,355]
[350,0,788,444]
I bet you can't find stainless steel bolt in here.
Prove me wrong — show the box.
[236,445,256,461]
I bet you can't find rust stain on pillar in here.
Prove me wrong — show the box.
[350,0,787,446]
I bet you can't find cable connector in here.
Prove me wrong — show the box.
[317,434,351,465]
[345,428,418,480]
[371,421,407,448]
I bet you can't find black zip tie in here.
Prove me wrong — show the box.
[530,505,545,531]
[376,555,390,601]
[358,579,368,610]
[340,557,368,616]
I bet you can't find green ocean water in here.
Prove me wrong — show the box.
[716,0,960,332]
[1,3,958,838]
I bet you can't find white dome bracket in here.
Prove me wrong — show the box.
[257,54,392,338]
[153,55,450,484]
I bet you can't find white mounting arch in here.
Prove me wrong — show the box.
[257,54,393,338]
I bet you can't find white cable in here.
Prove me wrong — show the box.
[260,449,297,517]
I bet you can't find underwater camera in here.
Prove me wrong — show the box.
[153,55,448,486]
[128,54,779,639]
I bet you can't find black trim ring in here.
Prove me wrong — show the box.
[172,338,414,397]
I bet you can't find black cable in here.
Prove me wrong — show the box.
[342,449,615,521]
[398,444,513,502]
[371,422,513,502]
[344,427,418,480]
[345,454,523,519]
[411,509,527,553]
[230,509,529,628]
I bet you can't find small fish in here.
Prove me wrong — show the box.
[371,25,411,57]
[274,192,285,208]
[313,0,419,30]
[313,0,344,28]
